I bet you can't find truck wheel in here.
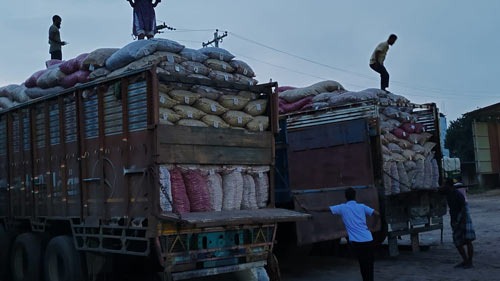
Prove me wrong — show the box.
[0,225,15,280]
[44,235,85,281]
[11,233,43,281]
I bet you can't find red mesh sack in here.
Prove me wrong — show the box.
[392,128,409,139]
[25,70,45,88]
[279,96,313,114]
[413,123,425,133]
[170,168,190,214]
[182,169,211,212]
[400,123,416,134]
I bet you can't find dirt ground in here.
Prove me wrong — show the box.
[278,189,500,281]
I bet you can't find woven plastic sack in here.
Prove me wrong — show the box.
[88,68,110,80]
[218,95,250,110]
[380,119,401,132]
[159,107,181,123]
[82,48,119,70]
[413,159,425,189]
[222,170,244,210]
[423,142,437,154]
[431,159,439,188]
[223,111,253,127]
[37,67,66,89]
[404,160,417,171]
[244,99,268,116]
[390,162,400,194]
[205,59,234,73]
[181,61,210,76]
[25,70,46,88]
[25,86,64,99]
[395,138,412,149]
[158,61,189,76]
[198,47,235,62]
[234,74,258,86]
[201,115,231,129]
[277,86,296,93]
[60,57,81,74]
[176,119,208,127]
[382,106,400,119]
[279,80,343,103]
[312,92,338,103]
[182,169,211,212]
[397,162,410,192]
[387,143,403,153]
[0,84,29,103]
[241,174,258,210]
[170,168,190,214]
[187,74,210,80]
[230,60,256,77]
[105,40,158,71]
[252,171,269,208]
[108,52,167,78]
[206,171,223,211]
[151,38,185,53]
[168,90,201,105]
[158,51,185,64]
[159,92,180,108]
[402,149,416,160]
[423,156,433,188]
[381,145,391,155]
[0,97,14,109]
[159,166,173,212]
[392,128,408,139]
[279,96,313,114]
[193,98,228,115]
[238,91,258,100]
[173,105,206,119]
[246,116,269,132]
[208,70,235,83]
[191,85,223,100]
[180,48,208,62]
[383,162,392,195]
[60,70,90,88]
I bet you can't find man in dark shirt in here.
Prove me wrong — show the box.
[442,178,475,268]
[127,0,161,40]
[48,15,67,60]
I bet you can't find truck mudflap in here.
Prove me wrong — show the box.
[291,186,380,245]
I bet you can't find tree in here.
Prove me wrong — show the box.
[445,115,475,161]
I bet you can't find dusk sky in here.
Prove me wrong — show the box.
[1,1,499,122]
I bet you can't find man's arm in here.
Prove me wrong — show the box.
[372,210,380,216]
[49,29,66,46]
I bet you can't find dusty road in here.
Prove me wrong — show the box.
[279,189,500,281]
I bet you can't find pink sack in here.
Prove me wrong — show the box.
[75,53,89,70]
[45,59,63,68]
[277,86,296,93]
[279,96,313,114]
[392,128,409,139]
[59,58,80,74]
[170,168,191,214]
[182,169,211,212]
[25,70,45,88]
[400,123,416,134]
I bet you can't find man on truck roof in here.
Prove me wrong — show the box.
[48,15,67,60]
[127,0,161,40]
[370,34,397,93]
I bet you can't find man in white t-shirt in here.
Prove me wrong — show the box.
[370,34,397,93]
[330,187,380,281]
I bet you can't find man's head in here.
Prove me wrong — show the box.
[345,187,356,201]
[52,15,62,28]
[388,34,397,45]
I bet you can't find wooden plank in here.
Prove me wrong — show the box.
[162,208,310,228]
[158,125,272,148]
[158,144,272,165]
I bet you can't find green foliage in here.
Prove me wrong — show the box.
[445,115,475,161]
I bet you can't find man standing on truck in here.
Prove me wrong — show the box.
[369,34,397,93]
[328,187,380,281]
[48,15,67,60]
[127,0,161,40]
[441,178,476,269]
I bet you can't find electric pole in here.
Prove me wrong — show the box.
[202,29,228,48]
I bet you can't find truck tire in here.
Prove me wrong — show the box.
[44,235,85,281]
[11,232,43,281]
[0,225,15,280]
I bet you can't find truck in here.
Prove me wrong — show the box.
[275,99,447,256]
[0,67,307,281]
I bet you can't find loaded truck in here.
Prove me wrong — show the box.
[0,67,307,281]
[275,97,447,256]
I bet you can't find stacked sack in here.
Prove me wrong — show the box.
[379,105,439,195]
[157,82,269,131]
[158,164,270,214]
[278,83,439,195]
[0,38,259,110]
[278,81,344,114]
